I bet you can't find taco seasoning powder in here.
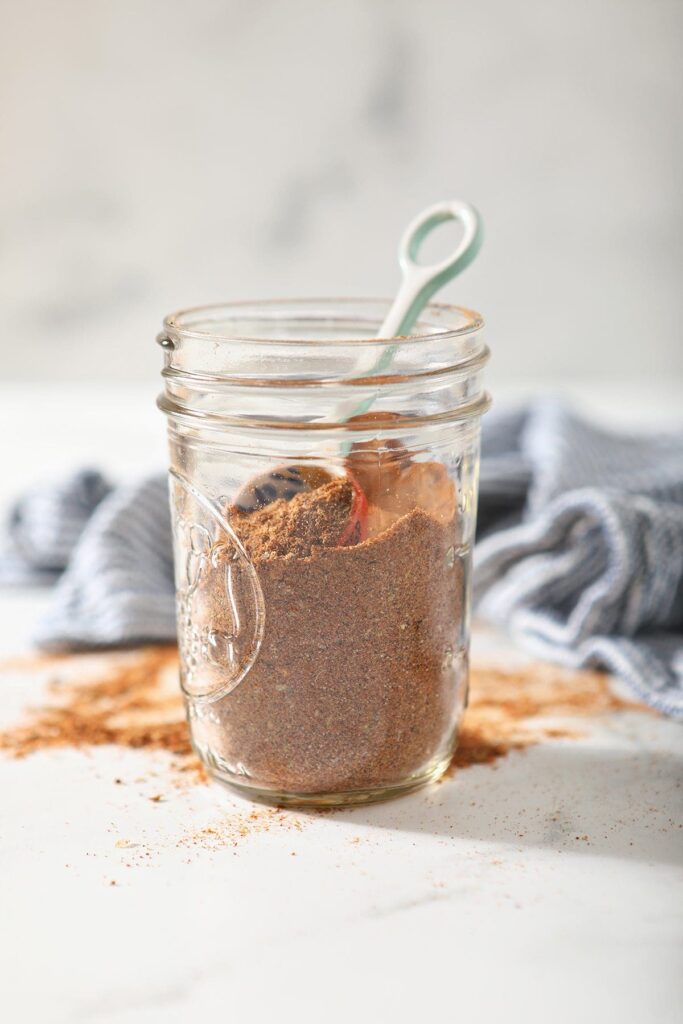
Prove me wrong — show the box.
[188,460,465,799]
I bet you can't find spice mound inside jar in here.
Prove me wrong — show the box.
[190,451,465,797]
[231,470,365,558]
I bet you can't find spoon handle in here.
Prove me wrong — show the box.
[380,199,482,338]
[335,200,483,427]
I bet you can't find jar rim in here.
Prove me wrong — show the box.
[163,297,484,346]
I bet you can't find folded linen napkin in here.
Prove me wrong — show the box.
[2,401,682,717]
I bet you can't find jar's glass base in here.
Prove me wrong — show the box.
[198,747,455,809]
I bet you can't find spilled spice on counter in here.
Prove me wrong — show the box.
[449,661,637,773]
[0,645,641,781]
[0,646,193,762]
[177,806,299,851]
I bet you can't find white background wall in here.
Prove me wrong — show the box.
[2,0,681,389]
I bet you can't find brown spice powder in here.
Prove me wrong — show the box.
[231,477,355,559]
[189,453,467,799]
[0,646,193,762]
[0,646,639,777]
[198,490,463,795]
[450,661,637,771]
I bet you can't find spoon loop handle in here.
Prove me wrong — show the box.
[379,199,483,339]
[333,199,483,432]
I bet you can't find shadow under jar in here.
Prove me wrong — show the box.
[157,299,490,807]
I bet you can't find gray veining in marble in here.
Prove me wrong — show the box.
[1,0,681,384]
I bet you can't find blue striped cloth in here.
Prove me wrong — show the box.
[475,403,683,717]
[1,401,682,717]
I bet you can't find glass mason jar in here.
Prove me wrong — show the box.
[157,299,489,807]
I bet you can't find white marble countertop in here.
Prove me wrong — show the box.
[1,384,682,1024]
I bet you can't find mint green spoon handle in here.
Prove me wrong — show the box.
[379,199,482,339]
[338,199,483,424]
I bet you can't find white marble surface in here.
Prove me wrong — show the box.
[1,385,682,1024]
[2,0,682,387]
